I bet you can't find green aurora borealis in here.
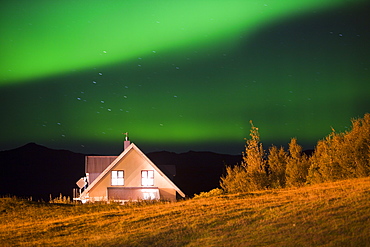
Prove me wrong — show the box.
[0,0,369,154]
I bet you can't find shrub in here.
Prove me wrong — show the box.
[193,188,224,199]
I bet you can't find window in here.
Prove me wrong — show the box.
[141,170,154,186]
[111,170,124,186]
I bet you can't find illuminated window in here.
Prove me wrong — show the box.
[111,170,124,186]
[141,170,154,186]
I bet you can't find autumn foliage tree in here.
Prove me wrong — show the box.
[268,145,288,188]
[285,138,309,187]
[307,130,344,183]
[308,113,370,183]
[221,113,370,194]
[221,121,268,193]
[242,121,269,191]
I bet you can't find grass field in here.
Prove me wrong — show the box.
[1,177,370,246]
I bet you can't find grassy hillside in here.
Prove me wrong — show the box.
[1,178,370,246]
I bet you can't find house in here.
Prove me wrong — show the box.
[73,136,185,203]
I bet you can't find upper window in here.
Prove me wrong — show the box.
[141,170,154,186]
[111,170,124,186]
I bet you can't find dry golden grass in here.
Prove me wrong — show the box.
[1,177,370,246]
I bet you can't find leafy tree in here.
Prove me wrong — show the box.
[285,138,309,187]
[308,113,370,183]
[307,134,331,184]
[268,145,288,188]
[220,121,268,193]
[221,113,370,192]
[308,130,346,183]
[344,113,370,177]
[241,121,269,191]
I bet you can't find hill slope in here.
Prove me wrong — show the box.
[1,177,370,246]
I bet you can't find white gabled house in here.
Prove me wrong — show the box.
[74,137,185,203]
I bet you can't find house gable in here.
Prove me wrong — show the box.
[80,143,185,201]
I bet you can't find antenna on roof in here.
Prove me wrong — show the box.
[123,132,129,141]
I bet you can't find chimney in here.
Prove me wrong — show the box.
[123,132,130,150]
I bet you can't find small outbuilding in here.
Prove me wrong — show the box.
[74,136,185,203]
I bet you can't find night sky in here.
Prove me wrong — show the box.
[1,0,369,155]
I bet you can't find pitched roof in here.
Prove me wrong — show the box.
[81,143,185,198]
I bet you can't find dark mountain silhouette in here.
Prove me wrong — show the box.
[0,143,241,200]
[147,151,241,197]
[0,143,85,200]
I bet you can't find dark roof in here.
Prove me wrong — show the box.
[85,156,117,173]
